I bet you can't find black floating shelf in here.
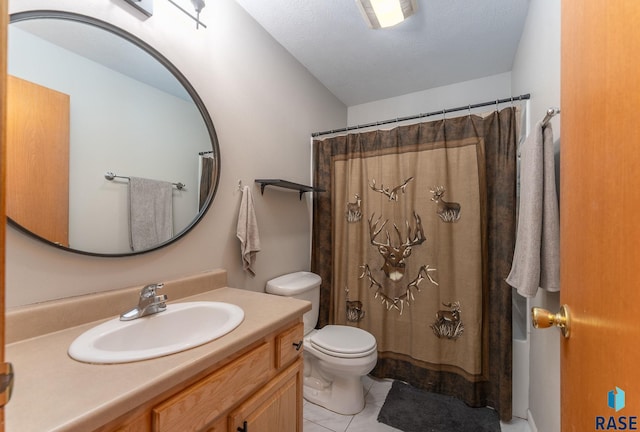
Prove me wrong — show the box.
[255,179,325,200]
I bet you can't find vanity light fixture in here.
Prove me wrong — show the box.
[123,0,206,28]
[168,0,207,29]
[123,0,154,17]
[355,0,417,29]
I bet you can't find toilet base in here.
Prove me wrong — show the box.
[303,375,365,415]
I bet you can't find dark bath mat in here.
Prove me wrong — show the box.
[377,381,501,432]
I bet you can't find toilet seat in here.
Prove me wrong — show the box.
[309,325,377,358]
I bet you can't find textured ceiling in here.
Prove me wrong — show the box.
[234,0,530,107]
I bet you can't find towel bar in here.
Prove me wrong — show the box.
[105,172,185,190]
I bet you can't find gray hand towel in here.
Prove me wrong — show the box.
[506,122,560,297]
[237,186,261,276]
[129,177,174,252]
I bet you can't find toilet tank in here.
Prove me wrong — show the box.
[266,271,321,335]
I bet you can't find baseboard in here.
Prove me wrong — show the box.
[527,409,538,432]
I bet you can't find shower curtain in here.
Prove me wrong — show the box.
[311,108,517,421]
[199,154,215,211]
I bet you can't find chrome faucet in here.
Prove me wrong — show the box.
[120,283,168,321]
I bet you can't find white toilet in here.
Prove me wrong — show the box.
[266,271,378,415]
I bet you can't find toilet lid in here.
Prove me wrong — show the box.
[310,325,377,358]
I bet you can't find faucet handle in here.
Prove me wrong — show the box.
[140,283,164,299]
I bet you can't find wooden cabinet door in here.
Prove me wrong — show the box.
[228,359,302,432]
[6,75,70,246]
[152,343,271,432]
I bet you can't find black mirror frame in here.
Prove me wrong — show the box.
[7,10,220,257]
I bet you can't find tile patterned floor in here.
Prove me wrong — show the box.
[303,376,532,432]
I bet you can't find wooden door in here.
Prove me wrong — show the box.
[6,75,70,247]
[560,1,640,430]
[1,0,8,429]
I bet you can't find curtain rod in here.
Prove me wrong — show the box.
[541,107,560,126]
[311,93,531,138]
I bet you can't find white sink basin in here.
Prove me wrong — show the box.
[68,301,244,364]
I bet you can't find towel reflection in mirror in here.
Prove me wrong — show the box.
[129,177,174,252]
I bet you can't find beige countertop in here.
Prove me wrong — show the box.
[6,287,310,432]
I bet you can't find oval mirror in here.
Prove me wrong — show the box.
[7,11,220,256]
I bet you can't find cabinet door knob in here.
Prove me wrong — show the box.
[237,420,248,432]
[292,340,303,351]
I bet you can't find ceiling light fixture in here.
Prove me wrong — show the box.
[356,0,417,29]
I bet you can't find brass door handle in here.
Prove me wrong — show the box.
[0,362,14,407]
[531,304,571,338]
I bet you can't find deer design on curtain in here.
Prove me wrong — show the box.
[360,212,437,311]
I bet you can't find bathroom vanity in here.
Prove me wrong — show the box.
[5,270,310,432]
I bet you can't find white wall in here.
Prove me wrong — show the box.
[348,72,512,126]
[511,0,561,431]
[6,0,346,307]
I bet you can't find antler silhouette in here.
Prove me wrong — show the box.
[369,177,414,201]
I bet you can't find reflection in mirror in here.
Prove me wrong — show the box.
[7,11,219,256]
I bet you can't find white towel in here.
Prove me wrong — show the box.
[129,177,173,252]
[237,186,261,276]
[506,122,560,297]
